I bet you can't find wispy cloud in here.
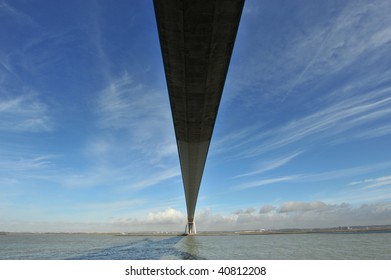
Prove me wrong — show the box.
[123,167,181,191]
[0,0,38,26]
[291,93,388,146]
[233,151,302,178]
[234,176,299,190]
[30,164,178,192]
[350,124,391,142]
[95,73,176,160]
[211,125,261,157]
[233,161,391,190]
[97,73,170,131]
[0,52,14,77]
[221,89,391,159]
[349,175,391,189]
[88,1,176,166]
[0,94,53,132]
[298,162,391,183]
[79,199,145,214]
[0,155,55,171]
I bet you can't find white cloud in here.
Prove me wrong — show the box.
[234,207,257,215]
[198,201,391,230]
[259,204,276,214]
[279,201,330,213]
[195,208,237,229]
[2,201,390,232]
[146,208,185,224]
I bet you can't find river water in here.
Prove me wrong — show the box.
[0,232,389,260]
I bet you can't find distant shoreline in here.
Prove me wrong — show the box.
[1,225,390,236]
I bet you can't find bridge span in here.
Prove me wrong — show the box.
[154,0,244,234]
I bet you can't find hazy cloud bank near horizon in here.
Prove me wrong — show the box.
[2,201,390,232]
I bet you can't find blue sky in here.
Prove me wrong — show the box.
[1,0,391,232]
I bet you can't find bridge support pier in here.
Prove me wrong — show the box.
[185,221,196,235]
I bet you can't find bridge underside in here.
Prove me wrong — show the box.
[154,0,244,234]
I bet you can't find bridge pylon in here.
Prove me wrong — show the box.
[185,220,196,235]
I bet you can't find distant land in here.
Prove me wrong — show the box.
[1,225,390,236]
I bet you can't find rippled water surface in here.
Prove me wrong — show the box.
[0,232,390,259]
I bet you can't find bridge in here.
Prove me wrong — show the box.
[154,0,245,234]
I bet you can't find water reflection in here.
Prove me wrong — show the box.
[179,236,205,259]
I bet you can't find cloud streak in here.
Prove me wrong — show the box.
[217,86,391,162]
[123,167,181,191]
[233,151,302,178]
[349,175,391,189]
[0,1,38,26]
[232,161,391,190]
[0,155,55,171]
[0,94,53,132]
[234,176,299,190]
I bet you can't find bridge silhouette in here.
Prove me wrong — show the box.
[154,0,245,234]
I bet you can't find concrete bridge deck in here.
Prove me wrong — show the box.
[154,0,244,234]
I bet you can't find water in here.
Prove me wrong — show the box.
[0,232,390,260]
